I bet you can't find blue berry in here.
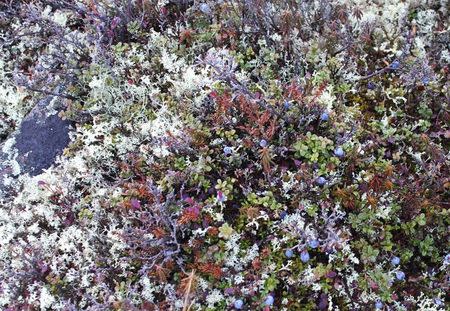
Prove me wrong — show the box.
[264,295,274,306]
[199,3,212,14]
[223,146,232,155]
[434,298,443,306]
[300,250,310,263]
[308,240,319,249]
[316,177,327,186]
[234,299,244,309]
[334,147,344,158]
[284,101,291,109]
[390,60,400,70]
[320,112,329,121]
[259,139,268,148]
[367,82,376,90]
[422,77,430,85]
[285,249,294,258]
[444,253,450,264]
[280,211,287,219]
[375,300,383,309]
[395,271,405,281]
[391,256,400,266]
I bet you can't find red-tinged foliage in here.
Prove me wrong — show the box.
[196,262,223,280]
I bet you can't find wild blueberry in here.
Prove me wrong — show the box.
[320,112,329,121]
[434,298,443,306]
[234,299,244,309]
[260,139,268,148]
[285,249,294,258]
[391,256,400,266]
[390,60,400,70]
[444,253,450,264]
[284,101,291,109]
[264,295,274,306]
[375,300,383,309]
[422,77,430,85]
[199,3,212,14]
[308,240,319,249]
[367,82,376,90]
[300,250,310,263]
[334,147,344,158]
[223,146,232,155]
[280,211,287,219]
[316,177,327,186]
[395,271,405,281]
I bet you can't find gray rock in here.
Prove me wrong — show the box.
[14,112,72,175]
[0,90,73,197]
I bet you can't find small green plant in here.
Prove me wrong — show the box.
[244,191,283,210]
[215,177,236,199]
[292,132,337,172]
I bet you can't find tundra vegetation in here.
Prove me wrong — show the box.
[0,0,448,310]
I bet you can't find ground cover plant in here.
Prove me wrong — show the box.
[0,0,449,310]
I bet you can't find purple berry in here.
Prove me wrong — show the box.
[130,198,141,209]
[217,191,227,203]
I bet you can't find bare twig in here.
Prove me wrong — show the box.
[357,67,390,81]
[24,86,77,100]
[182,270,197,311]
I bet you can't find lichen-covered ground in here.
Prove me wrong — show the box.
[0,1,449,310]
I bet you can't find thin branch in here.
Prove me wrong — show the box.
[182,270,196,311]
[24,86,77,100]
[357,67,390,81]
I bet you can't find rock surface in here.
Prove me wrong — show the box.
[14,113,72,175]
[0,91,73,197]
